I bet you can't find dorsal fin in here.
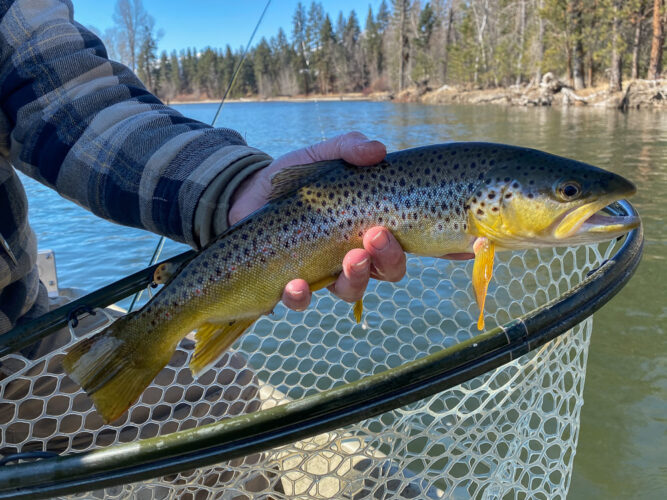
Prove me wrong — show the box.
[268,160,348,201]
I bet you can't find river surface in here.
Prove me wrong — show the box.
[19,101,665,499]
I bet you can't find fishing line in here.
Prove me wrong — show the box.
[128,0,273,312]
[210,0,273,128]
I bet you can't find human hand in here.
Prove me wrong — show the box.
[228,132,407,311]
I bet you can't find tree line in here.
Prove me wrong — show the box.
[99,0,667,102]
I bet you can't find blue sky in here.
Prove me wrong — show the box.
[71,1,385,54]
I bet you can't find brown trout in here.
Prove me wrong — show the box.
[63,142,639,422]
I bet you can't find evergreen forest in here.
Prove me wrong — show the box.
[98,0,667,102]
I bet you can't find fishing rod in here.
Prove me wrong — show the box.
[0,1,274,349]
[127,0,273,312]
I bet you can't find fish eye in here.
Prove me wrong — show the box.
[557,181,582,201]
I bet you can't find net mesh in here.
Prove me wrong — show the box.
[0,240,618,499]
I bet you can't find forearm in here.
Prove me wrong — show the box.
[0,0,271,247]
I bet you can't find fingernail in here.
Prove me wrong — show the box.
[370,230,389,250]
[287,284,304,296]
[352,140,374,154]
[353,258,369,270]
[373,265,385,279]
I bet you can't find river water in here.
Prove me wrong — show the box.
[19,101,665,498]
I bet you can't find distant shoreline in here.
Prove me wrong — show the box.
[169,93,372,105]
[168,80,666,111]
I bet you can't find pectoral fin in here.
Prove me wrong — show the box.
[153,262,179,284]
[472,237,495,331]
[190,318,257,375]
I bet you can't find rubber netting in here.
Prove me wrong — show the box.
[0,240,618,499]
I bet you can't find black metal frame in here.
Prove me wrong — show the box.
[0,201,643,499]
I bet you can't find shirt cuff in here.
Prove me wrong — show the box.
[193,152,272,248]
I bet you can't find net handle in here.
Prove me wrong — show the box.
[0,201,643,499]
[0,250,196,357]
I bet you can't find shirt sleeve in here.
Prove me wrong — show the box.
[0,0,272,248]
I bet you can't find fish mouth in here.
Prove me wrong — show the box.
[554,198,640,240]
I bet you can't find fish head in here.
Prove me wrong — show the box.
[466,149,640,249]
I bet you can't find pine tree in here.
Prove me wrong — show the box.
[317,15,336,93]
[293,2,311,94]
[137,27,158,92]
[169,50,181,95]
[412,2,437,88]
[254,38,274,97]
[392,0,412,91]
[648,0,665,78]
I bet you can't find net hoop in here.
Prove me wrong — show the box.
[0,200,643,499]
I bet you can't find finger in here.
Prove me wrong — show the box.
[328,248,371,303]
[336,132,387,166]
[269,132,386,174]
[282,279,311,311]
[363,227,406,282]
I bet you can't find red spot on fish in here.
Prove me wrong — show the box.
[297,229,302,234]
[230,266,236,271]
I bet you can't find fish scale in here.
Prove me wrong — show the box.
[62,142,639,422]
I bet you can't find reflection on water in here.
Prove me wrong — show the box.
[20,101,665,499]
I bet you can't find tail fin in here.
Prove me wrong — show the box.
[63,312,174,423]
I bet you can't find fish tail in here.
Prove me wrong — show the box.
[63,311,176,423]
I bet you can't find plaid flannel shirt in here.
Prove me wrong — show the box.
[0,0,272,333]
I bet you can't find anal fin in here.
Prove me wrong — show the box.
[353,298,363,323]
[309,275,337,292]
[190,318,257,375]
[472,237,495,331]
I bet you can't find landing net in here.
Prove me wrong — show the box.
[0,239,621,499]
